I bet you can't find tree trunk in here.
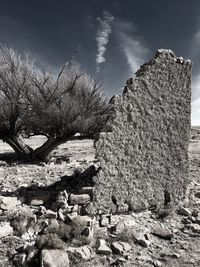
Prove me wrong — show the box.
[3,134,75,162]
[30,136,73,161]
[3,135,33,161]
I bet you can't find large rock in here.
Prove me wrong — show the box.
[41,249,69,267]
[88,49,191,213]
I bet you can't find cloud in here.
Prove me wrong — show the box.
[189,26,200,125]
[96,11,114,72]
[114,20,150,74]
[191,75,200,125]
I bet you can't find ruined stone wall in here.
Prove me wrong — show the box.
[89,49,192,214]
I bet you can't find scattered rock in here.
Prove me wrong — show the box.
[69,194,90,205]
[188,224,200,234]
[41,249,69,267]
[182,217,192,225]
[153,260,162,267]
[56,190,68,208]
[71,204,79,213]
[114,221,128,235]
[27,191,50,206]
[67,245,94,261]
[96,239,112,255]
[21,228,36,241]
[178,207,191,216]
[0,222,13,238]
[58,209,65,221]
[151,227,173,240]
[0,196,21,210]
[192,208,199,217]
[133,231,151,247]
[111,241,132,255]
[45,210,57,219]
[66,212,78,222]
[0,160,8,167]
[117,203,129,213]
[38,206,47,215]
[100,214,112,227]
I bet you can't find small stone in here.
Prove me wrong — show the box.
[114,221,127,235]
[178,207,191,216]
[71,204,79,213]
[151,228,173,240]
[134,232,151,247]
[21,232,30,241]
[69,194,90,205]
[67,245,93,261]
[100,217,109,227]
[189,224,200,234]
[58,209,65,221]
[45,210,57,219]
[111,241,132,255]
[192,209,199,217]
[38,206,47,215]
[153,260,162,267]
[41,249,69,267]
[56,190,68,209]
[21,228,35,241]
[0,160,8,166]
[66,212,78,221]
[74,215,94,227]
[96,239,112,255]
[0,222,13,238]
[117,203,129,213]
[0,196,21,210]
[182,217,192,225]
[27,191,50,206]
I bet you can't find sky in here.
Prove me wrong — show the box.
[0,0,200,124]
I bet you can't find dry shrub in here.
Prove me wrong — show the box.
[70,217,93,246]
[46,218,91,246]
[8,206,36,236]
[47,221,72,241]
[36,233,66,250]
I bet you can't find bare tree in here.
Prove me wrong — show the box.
[0,45,111,162]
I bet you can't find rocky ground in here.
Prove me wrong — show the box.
[0,130,199,267]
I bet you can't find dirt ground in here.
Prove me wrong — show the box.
[0,130,200,266]
[0,137,96,193]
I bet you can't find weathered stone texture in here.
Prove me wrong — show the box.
[90,49,192,213]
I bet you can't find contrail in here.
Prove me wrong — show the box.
[96,11,114,72]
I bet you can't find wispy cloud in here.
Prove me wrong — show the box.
[114,20,150,74]
[190,27,200,125]
[95,11,114,72]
